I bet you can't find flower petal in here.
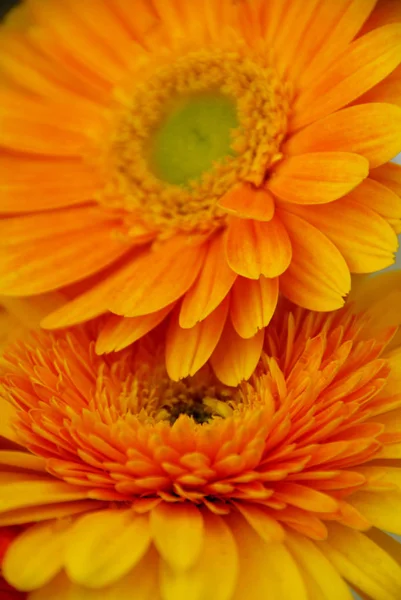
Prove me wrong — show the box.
[234,503,285,544]
[285,103,401,168]
[320,523,401,600]
[65,509,151,588]
[268,152,369,204]
[0,481,89,513]
[2,520,68,591]
[281,197,398,273]
[278,209,351,311]
[179,234,236,328]
[228,512,308,600]
[210,319,264,386]
[225,214,292,279]
[150,502,204,572]
[286,530,354,600]
[108,237,207,317]
[96,304,175,354]
[370,161,401,195]
[230,276,278,339]
[348,489,401,535]
[160,511,238,600]
[347,177,401,232]
[218,183,275,221]
[293,23,401,130]
[166,298,229,380]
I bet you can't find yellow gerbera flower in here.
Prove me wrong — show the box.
[1,272,401,599]
[0,0,401,384]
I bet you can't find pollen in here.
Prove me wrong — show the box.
[101,46,289,236]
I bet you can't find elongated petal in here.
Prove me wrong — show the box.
[65,509,151,588]
[218,183,275,221]
[229,512,308,600]
[293,23,401,130]
[268,153,369,204]
[166,298,229,380]
[0,224,132,296]
[2,520,68,591]
[370,161,401,196]
[321,523,401,600]
[160,512,238,600]
[286,103,401,168]
[348,489,401,534]
[286,530,353,600]
[108,237,207,317]
[179,234,236,328]
[96,304,175,354]
[0,500,103,527]
[210,320,264,386]
[346,177,401,230]
[278,210,351,310]
[281,198,398,273]
[230,276,278,339]
[234,503,285,543]
[225,215,292,279]
[150,502,204,571]
[0,481,88,513]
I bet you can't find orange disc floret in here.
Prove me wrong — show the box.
[1,273,401,598]
[0,0,400,384]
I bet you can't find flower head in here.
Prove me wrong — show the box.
[1,272,401,599]
[0,0,400,385]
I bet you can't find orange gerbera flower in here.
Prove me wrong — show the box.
[0,0,401,384]
[1,272,401,599]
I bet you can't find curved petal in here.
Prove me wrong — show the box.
[268,152,369,205]
[179,233,236,328]
[150,502,204,572]
[225,214,292,279]
[320,523,401,600]
[281,198,398,273]
[64,509,151,588]
[348,489,401,535]
[230,276,278,339]
[234,503,285,544]
[166,298,229,380]
[293,23,401,130]
[218,183,275,221]
[285,103,401,168]
[278,209,351,311]
[210,319,264,386]
[2,520,68,591]
[346,178,401,231]
[370,161,401,195]
[108,236,207,317]
[96,303,175,354]
[357,64,401,107]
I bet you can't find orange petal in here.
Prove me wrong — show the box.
[108,237,207,318]
[268,152,369,204]
[0,223,132,296]
[96,304,175,354]
[0,481,89,513]
[357,64,401,107]
[225,214,292,279]
[281,197,398,273]
[0,452,46,472]
[348,489,401,535]
[166,298,229,380]
[360,0,401,33]
[370,161,401,196]
[285,103,401,168]
[179,233,236,328]
[0,154,101,213]
[274,483,338,513]
[293,23,401,130]
[290,0,377,83]
[230,276,278,339]
[210,319,264,386]
[278,209,351,311]
[345,177,401,229]
[218,183,275,221]
[234,503,285,543]
[150,502,204,571]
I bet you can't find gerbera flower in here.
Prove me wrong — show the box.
[0,0,401,384]
[1,272,401,599]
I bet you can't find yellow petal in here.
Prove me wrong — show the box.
[286,530,354,600]
[210,320,264,386]
[286,103,401,168]
[150,502,204,571]
[2,520,69,591]
[64,509,151,588]
[268,152,369,204]
[278,209,351,311]
[234,503,285,543]
[0,480,89,513]
[166,298,229,380]
[160,511,238,600]
[230,276,278,339]
[320,523,401,600]
[348,489,401,534]
[228,511,308,600]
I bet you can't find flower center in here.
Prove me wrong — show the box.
[102,47,289,236]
